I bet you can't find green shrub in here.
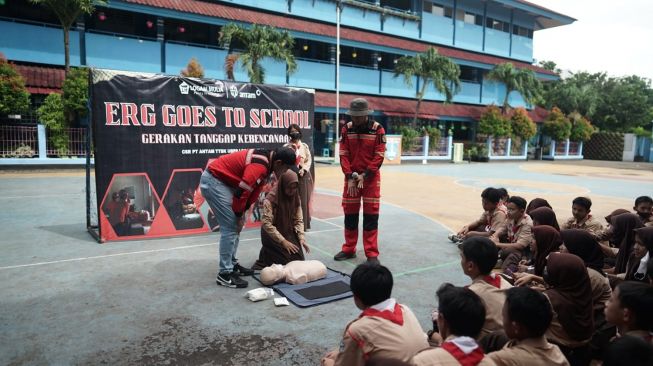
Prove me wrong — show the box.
[38,93,69,156]
[0,55,30,115]
[542,107,572,141]
[479,105,511,137]
[62,67,89,122]
[399,126,420,152]
[510,107,536,140]
[568,112,595,142]
[423,126,442,151]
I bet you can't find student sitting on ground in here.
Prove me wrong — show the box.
[490,196,533,272]
[529,207,561,232]
[604,281,653,345]
[609,213,643,275]
[603,336,653,366]
[412,283,495,366]
[634,196,653,226]
[321,263,428,366]
[450,188,507,242]
[561,197,604,238]
[460,237,512,344]
[526,198,552,215]
[487,287,569,366]
[517,225,562,277]
[619,227,652,284]
[497,188,509,206]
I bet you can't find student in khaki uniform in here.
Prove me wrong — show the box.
[459,237,512,342]
[321,263,428,366]
[452,188,507,242]
[412,284,495,366]
[488,287,569,366]
[603,336,653,366]
[561,197,604,238]
[491,196,533,272]
[604,281,653,345]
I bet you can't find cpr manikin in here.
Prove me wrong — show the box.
[260,260,328,285]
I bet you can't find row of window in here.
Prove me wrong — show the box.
[423,1,534,38]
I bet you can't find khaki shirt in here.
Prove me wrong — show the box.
[477,206,508,233]
[562,215,604,239]
[487,336,569,366]
[261,199,305,244]
[468,275,513,339]
[411,336,496,366]
[333,304,429,366]
[492,215,533,250]
[587,268,611,312]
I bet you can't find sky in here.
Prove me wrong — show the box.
[529,0,653,81]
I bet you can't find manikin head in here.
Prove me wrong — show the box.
[260,264,285,285]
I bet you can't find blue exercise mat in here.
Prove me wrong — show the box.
[253,268,353,308]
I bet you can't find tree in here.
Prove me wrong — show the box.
[538,60,561,76]
[478,105,511,138]
[510,107,536,141]
[542,107,572,141]
[542,71,603,118]
[62,67,88,124]
[568,112,595,142]
[592,75,653,132]
[37,93,68,155]
[30,0,105,75]
[219,23,297,84]
[486,62,542,113]
[393,47,460,126]
[0,55,30,116]
[181,58,205,78]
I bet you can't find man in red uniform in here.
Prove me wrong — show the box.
[200,147,296,288]
[334,98,386,264]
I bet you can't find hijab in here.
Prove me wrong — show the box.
[526,198,552,214]
[604,209,629,225]
[612,213,644,274]
[265,170,300,237]
[532,225,563,276]
[544,253,594,342]
[625,227,653,282]
[529,207,561,231]
[559,229,605,273]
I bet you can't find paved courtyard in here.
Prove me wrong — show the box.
[0,161,651,365]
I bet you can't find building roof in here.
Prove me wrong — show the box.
[314,91,549,122]
[508,0,577,30]
[14,63,64,95]
[120,0,557,76]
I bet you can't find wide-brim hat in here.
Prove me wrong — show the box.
[346,98,373,116]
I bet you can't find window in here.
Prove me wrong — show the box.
[459,65,481,83]
[512,25,533,39]
[381,0,412,12]
[164,19,220,46]
[0,0,59,26]
[486,17,509,33]
[293,39,331,62]
[424,1,453,18]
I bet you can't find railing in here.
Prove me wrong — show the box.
[486,137,528,160]
[545,139,584,160]
[0,124,90,161]
[401,136,453,162]
[0,125,39,157]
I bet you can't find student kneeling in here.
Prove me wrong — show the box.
[412,284,495,366]
[321,263,428,366]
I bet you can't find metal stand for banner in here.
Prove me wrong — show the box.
[85,78,102,243]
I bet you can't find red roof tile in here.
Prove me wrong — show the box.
[123,0,555,76]
[314,91,549,122]
[14,64,65,93]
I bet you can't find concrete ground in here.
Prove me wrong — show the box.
[0,161,651,365]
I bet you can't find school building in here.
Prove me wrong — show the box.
[0,0,574,155]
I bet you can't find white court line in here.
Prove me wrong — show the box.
[0,228,341,271]
[312,216,344,229]
[0,193,83,199]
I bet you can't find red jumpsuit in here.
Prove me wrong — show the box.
[339,120,386,258]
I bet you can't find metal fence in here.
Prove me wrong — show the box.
[0,124,88,158]
[0,125,39,157]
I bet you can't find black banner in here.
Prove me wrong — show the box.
[91,69,314,242]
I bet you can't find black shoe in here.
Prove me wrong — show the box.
[366,257,380,265]
[334,251,356,261]
[216,272,248,288]
[233,263,254,276]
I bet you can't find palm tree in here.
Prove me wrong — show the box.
[393,47,461,126]
[219,23,297,84]
[486,62,541,114]
[30,0,105,75]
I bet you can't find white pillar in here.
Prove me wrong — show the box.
[422,135,429,164]
[506,138,511,157]
[579,141,583,156]
[487,137,492,157]
[550,140,556,157]
[37,124,47,159]
[523,141,528,158]
[447,135,453,159]
[565,138,570,156]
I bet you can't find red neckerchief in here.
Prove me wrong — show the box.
[441,341,484,366]
[509,215,526,242]
[483,274,501,289]
[360,303,404,326]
